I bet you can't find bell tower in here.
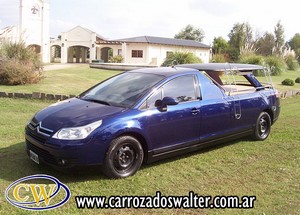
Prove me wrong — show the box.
[19,0,50,63]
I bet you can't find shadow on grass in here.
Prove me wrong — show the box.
[0,142,106,183]
[141,136,250,170]
[0,137,249,183]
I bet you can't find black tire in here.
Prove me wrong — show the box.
[253,112,271,141]
[103,136,144,178]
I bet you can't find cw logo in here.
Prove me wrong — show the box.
[13,183,57,206]
[5,175,71,211]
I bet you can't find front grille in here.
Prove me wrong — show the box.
[26,141,57,165]
[28,117,54,137]
[26,128,47,144]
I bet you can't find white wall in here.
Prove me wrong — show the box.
[60,26,97,63]
[124,43,148,64]
[147,44,210,66]
[20,0,50,63]
[121,43,210,65]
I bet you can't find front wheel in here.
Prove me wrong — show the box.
[253,112,271,141]
[103,136,144,178]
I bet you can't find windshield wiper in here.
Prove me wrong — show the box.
[82,98,111,106]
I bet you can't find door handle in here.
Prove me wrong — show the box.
[191,108,200,115]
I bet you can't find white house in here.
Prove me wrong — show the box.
[1,0,211,65]
[49,26,211,65]
[50,26,105,63]
[109,36,211,65]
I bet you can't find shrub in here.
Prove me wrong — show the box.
[108,55,123,63]
[161,51,202,67]
[265,56,286,76]
[226,47,240,62]
[0,41,42,85]
[285,54,299,70]
[239,54,264,65]
[295,77,300,83]
[211,54,227,63]
[0,59,42,85]
[281,78,295,86]
[239,54,265,76]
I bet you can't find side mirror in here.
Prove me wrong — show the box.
[155,97,178,111]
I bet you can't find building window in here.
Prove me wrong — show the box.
[118,49,122,55]
[132,50,143,58]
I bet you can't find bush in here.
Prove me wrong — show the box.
[285,54,299,70]
[265,56,286,76]
[295,77,300,83]
[239,54,264,65]
[281,78,295,86]
[239,54,265,76]
[226,47,240,62]
[211,54,227,63]
[161,51,202,67]
[0,59,42,85]
[108,55,123,63]
[0,41,42,85]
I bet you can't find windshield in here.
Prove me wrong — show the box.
[79,72,164,108]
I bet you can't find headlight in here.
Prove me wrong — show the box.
[52,120,102,140]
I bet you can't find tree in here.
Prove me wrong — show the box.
[212,37,228,54]
[273,21,285,55]
[255,32,276,56]
[228,22,253,51]
[289,33,300,50]
[289,33,300,63]
[174,24,205,42]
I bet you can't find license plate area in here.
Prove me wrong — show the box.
[29,150,39,164]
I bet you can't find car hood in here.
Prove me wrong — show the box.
[33,98,125,131]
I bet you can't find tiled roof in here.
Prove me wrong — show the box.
[114,36,210,48]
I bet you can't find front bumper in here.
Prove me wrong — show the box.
[25,129,107,168]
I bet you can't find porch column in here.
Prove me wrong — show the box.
[76,47,80,63]
[82,48,87,63]
[90,44,96,61]
[121,42,127,63]
[61,43,67,63]
[96,46,101,60]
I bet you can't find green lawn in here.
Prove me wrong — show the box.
[0,64,299,96]
[0,64,121,96]
[256,69,300,92]
[0,96,299,214]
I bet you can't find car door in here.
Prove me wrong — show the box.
[196,74,232,142]
[144,75,201,155]
[229,93,262,132]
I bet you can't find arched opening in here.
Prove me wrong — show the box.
[27,44,41,54]
[67,46,90,63]
[50,45,61,63]
[101,47,113,62]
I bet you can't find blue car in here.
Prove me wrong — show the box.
[26,63,280,178]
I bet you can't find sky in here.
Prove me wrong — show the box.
[0,0,299,45]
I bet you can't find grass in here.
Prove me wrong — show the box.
[0,64,299,96]
[256,69,300,91]
[0,96,299,214]
[0,64,121,96]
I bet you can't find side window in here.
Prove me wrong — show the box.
[146,88,162,109]
[163,76,197,103]
[143,75,198,109]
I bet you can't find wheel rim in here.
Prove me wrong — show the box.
[258,116,269,138]
[113,144,136,172]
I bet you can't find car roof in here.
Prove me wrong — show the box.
[176,63,265,72]
[127,66,197,77]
